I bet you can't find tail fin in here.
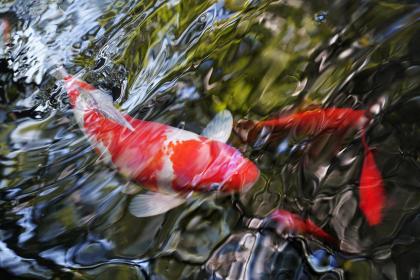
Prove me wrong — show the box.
[359,129,385,225]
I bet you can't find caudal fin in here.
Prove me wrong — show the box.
[202,110,233,143]
[359,131,385,226]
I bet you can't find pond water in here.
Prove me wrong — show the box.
[1,0,420,279]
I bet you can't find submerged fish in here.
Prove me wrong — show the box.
[235,108,385,226]
[268,209,336,245]
[54,68,260,217]
[0,17,10,53]
[359,128,385,226]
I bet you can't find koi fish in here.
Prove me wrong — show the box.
[268,209,336,245]
[53,68,260,217]
[235,108,385,226]
[257,108,367,133]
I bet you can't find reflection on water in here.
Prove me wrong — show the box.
[1,0,420,279]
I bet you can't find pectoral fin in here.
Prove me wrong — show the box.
[86,90,134,131]
[201,110,233,143]
[128,192,186,218]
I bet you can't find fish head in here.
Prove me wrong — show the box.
[62,75,97,106]
[63,76,82,106]
[67,87,81,106]
[233,119,259,143]
[219,154,260,193]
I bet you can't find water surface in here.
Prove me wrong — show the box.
[1,0,420,279]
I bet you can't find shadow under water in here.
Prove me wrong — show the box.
[1,0,420,279]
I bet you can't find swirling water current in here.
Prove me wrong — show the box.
[1,0,420,279]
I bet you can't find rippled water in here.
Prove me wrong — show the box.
[1,0,420,279]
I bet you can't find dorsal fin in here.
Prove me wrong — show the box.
[81,89,134,131]
[201,110,233,143]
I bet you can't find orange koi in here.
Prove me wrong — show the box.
[55,69,260,217]
[237,108,385,226]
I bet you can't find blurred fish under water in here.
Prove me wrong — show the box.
[235,107,385,226]
[0,0,420,279]
[54,68,259,218]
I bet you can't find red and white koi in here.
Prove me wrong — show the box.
[236,108,385,226]
[55,68,260,217]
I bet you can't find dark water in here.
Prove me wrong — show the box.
[1,0,420,279]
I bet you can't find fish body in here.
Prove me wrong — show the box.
[83,110,259,193]
[63,75,259,196]
[238,108,385,226]
[269,209,336,245]
[257,108,368,135]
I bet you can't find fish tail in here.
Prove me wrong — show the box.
[359,128,385,225]
[305,219,336,245]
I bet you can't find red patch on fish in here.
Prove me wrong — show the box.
[169,138,259,192]
[169,139,211,191]
[64,76,97,105]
